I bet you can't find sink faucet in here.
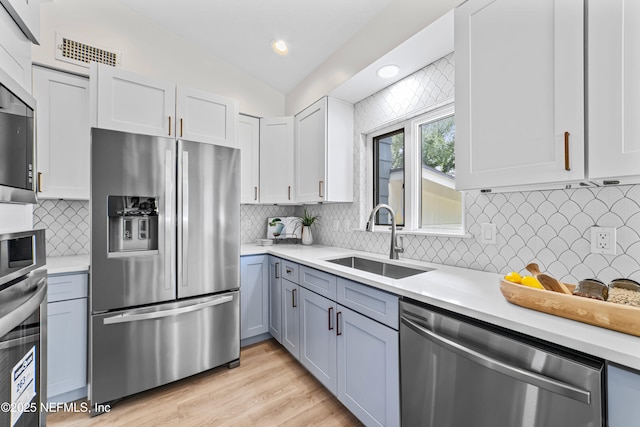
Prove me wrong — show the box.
[366,203,404,260]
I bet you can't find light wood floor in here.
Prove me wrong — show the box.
[47,339,362,426]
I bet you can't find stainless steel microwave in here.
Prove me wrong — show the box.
[0,67,36,204]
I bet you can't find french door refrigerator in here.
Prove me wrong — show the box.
[89,128,240,409]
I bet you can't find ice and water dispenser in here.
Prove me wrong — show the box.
[108,196,159,254]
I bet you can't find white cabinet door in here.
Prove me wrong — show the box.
[608,364,640,427]
[260,116,295,204]
[33,66,90,200]
[240,255,268,340]
[295,97,353,203]
[91,63,175,138]
[588,0,640,185]
[299,287,337,394]
[0,0,39,43]
[0,6,30,89]
[337,306,399,427]
[239,114,260,204]
[268,257,283,343]
[455,0,584,190]
[295,98,326,203]
[281,279,300,359]
[176,85,237,147]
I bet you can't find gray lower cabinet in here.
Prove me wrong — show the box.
[240,255,269,340]
[268,257,283,343]
[299,287,337,393]
[281,279,300,359]
[337,305,399,427]
[47,272,88,403]
[608,363,640,427]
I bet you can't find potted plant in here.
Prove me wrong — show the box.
[300,209,319,245]
[269,218,284,237]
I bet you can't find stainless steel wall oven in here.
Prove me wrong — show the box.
[0,230,46,427]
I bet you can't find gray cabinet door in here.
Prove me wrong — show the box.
[300,287,337,394]
[240,255,268,340]
[337,305,399,427]
[608,364,640,427]
[268,257,282,343]
[281,279,300,359]
[48,298,87,402]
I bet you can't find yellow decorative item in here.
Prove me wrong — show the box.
[504,272,522,284]
[520,276,544,290]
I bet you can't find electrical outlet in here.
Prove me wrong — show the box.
[590,227,616,255]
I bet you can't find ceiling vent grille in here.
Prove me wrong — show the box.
[55,33,122,68]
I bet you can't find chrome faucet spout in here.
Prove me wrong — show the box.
[366,204,402,260]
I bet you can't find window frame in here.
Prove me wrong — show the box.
[366,102,467,236]
[372,128,405,227]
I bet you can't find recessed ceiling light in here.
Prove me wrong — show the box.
[377,65,400,79]
[271,40,289,55]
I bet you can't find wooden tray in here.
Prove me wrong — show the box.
[499,279,640,337]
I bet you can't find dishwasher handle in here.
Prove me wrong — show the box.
[401,316,591,405]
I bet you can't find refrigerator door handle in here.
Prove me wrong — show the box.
[181,150,189,288]
[103,294,234,325]
[165,149,175,291]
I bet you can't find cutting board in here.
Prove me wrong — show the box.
[500,279,640,337]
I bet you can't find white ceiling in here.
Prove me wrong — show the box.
[117,0,394,94]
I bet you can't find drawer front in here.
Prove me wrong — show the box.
[337,277,398,330]
[48,273,89,303]
[299,266,336,300]
[282,260,299,284]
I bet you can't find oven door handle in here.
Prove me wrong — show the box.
[401,317,591,404]
[0,272,46,339]
[0,333,38,351]
[103,294,234,325]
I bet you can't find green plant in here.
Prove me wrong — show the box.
[301,209,319,227]
[268,218,282,227]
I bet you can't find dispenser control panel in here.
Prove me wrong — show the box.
[107,196,159,254]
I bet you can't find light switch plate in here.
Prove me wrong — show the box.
[480,223,496,245]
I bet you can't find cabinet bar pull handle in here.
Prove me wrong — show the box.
[288,186,291,200]
[169,116,172,136]
[180,118,184,138]
[564,131,570,171]
[254,187,258,201]
[292,288,297,308]
[275,262,280,279]
[37,172,42,193]
[336,311,342,336]
[328,307,334,330]
[319,180,324,198]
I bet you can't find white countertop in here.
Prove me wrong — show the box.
[39,254,90,275]
[242,243,640,371]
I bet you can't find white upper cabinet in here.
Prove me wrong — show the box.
[0,0,40,43]
[0,5,31,89]
[455,0,585,191]
[175,85,237,147]
[90,64,237,146]
[239,114,260,204]
[260,116,295,204]
[588,0,640,185]
[295,97,353,203]
[33,66,90,200]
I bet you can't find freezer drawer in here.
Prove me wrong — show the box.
[90,291,239,406]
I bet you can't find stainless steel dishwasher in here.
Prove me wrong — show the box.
[400,300,604,427]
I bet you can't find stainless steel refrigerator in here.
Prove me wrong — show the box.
[89,128,240,409]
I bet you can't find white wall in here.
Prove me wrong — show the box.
[32,0,284,117]
[0,204,33,233]
[284,0,459,115]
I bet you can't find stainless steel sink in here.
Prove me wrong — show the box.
[326,256,434,279]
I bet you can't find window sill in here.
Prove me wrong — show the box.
[352,228,473,239]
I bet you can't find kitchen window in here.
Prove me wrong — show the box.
[369,102,465,235]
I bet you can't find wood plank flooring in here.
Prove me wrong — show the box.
[47,339,363,426]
